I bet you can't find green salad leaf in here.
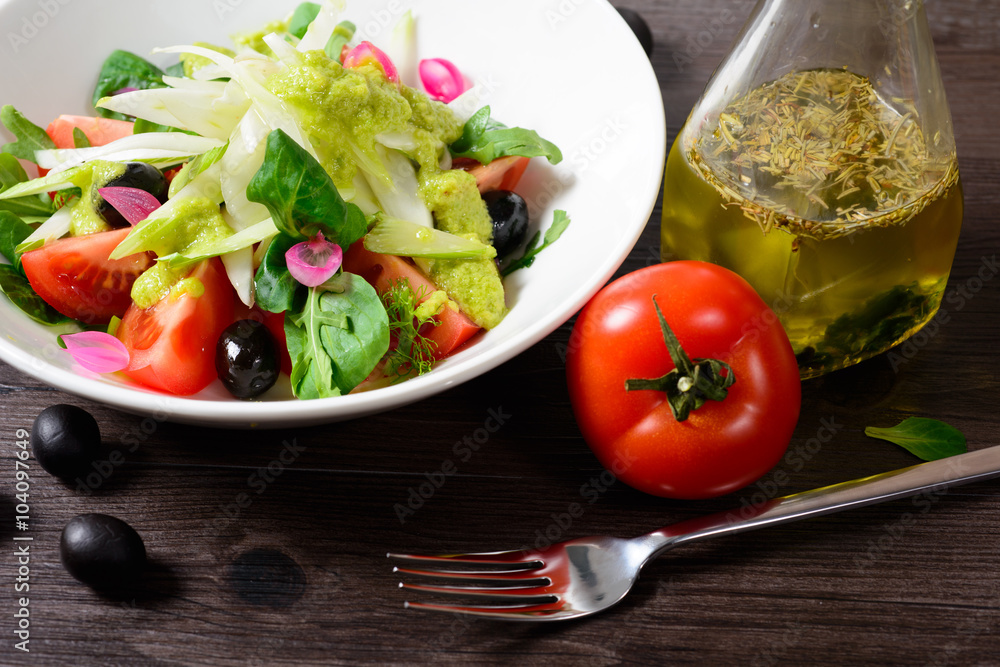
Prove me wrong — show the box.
[0,211,34,265]
[0,264,67,325]
[72,127,91,149]
[865,417,967,461]
[450,106,562,166]
[247,129,368,246]
[255,234,305,314]
[288,2,322,39]
[285,271,389,399]
[501,209,571,276]
[92,50,169,120]
[0,153,53,219]
[0,106,56,164]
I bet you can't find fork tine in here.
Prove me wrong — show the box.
[393,565,548,579]
[400,580,553,596]
[404,600,567,619]
[386,551,543,569]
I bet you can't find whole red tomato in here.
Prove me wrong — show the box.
[566,261,801,499]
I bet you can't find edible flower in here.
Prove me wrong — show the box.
[61,331,130,374]
[285,232,343,287]
[98,186,162,226]
[418,58,468,103]
[342,41,399,84]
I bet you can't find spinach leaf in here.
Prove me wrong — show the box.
[0,211,34,265]
[247,129,368,246]
[0,153,53,218]
[289,2,322,39]
[0,264,67,325]
[284,271,389,399]
[501,210,571,276]
[450,106,562,166]
[92,50,168,121]
[865,417,967,461]
[255,234,305,314]
[0,105,56,164]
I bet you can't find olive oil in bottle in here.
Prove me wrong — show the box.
[662,68,962,377]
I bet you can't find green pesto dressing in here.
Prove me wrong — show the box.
[232,20,290,57]
[69,160,126,236]
[129,197,232,307]
[181,42,236,78]
[265,49,505,329]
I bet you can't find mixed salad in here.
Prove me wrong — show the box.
[0,1,568,400]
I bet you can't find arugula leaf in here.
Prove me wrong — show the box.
[254,234,305,314]
[0,153,53,218]
[247,129,368,246]
[284,271,389,399]
[865,417,967,461]
[288,2,322,39]
[501,210,571,276]
[0,211,34,265]
[0,264,67,325]
[92,50,168,121]
[450,106,562,166]
[0,106,56,163]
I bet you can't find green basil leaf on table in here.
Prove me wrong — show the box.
[865,417,967,461]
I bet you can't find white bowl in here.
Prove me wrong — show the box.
[0,0,664,427]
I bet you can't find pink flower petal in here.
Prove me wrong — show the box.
[286,233,344,287]
[343,41,399,84]
[62,331,130,374]
[98,186,162,226]
[419,58,469,103]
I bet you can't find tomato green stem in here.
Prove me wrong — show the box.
[625,296,735,421]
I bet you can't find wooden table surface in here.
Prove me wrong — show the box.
[3,1,1000,665]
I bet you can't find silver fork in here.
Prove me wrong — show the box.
[388,445,1000,621]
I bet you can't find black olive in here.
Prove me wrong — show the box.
[60,514,146,590]
[216,319,280,400]
[31,404,101,480]
[483,190,529,259]
[616,7,654,58]
[96,162,168,228]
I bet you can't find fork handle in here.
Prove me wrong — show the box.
[645,445,1000,555]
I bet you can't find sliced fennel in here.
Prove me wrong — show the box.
[364,216,496,259]
[0,166,84,199]
[364,144,433,227]
[35,133,225,173]
[159,217,278,269]
[15,206,72,255]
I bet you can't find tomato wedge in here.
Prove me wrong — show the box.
[117,258,235,395]
[342,242,481,360]
[20,228,154,325]
[457,156,531,193]
[46,115,134,149]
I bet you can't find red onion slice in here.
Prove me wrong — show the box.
[419,58,469,103]
[97,186,162,226]
[343,41,399,84]
[62,331,130,374]
[285,233,344,287]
